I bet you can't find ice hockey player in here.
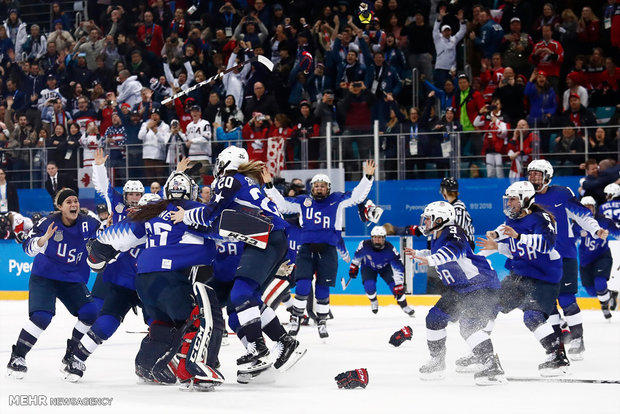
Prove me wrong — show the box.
[478,181,571,377]
[406,201,505,385]
[263,161,375,338]
[599,183,620,223]
[577,196,619,320]
[349,225,414,315]
[527,160,607,360]
[7,189,100,380]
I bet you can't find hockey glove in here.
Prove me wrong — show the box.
[14,231,26,243]
[349,264,359,279]
[86,239,119,273]
[388,326,413,347]
[335,368,369,389]
[393,284,404,296]
[407,225,423,237]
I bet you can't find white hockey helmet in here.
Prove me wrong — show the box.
[164,172,198,201]
[123,180,145,206]
[310,174,331,200]
[138,192,162,206]
[370,225,387,249]
[580,196,596,207]
[419,201,455,236]
[214,145,248,179]
[603,183,620,200]
[503,181,536,219]
[527,159,553,192]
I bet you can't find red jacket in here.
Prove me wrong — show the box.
[529,39,564,77]
[577,19,600,43]
[242,123,270,161]
[451,89,486,130]
[137,23,165,57]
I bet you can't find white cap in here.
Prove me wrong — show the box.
[441,25,452,32]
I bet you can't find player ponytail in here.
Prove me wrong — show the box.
[528,203,556,227]
[235,161,266,185]
[129,200,170,222]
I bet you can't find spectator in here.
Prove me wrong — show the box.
[46,124,66,165]
[47,19,74,52]
[500,0,532,33]
[150,181,161,195]
[474,98,510,178]
[552,122,585,174]
[19,24,46,62]
[50,2,71,31]
[555,9,579,74]
[451,73,485,157]
[4,9,26,61]
[57,122,81,174]
[165,119,187,168]
[116,69,142,109]
[137,10,165,58]
[120,110,143,177]
[0,167,19,212]
[505,119,536,181]
[242,112,271,162]
[214,95,244,126]
[430,104,462,177]
[562,72,589,111]
[383,33,408,79]
[423,76,457,114]
[67,52,93,87]
[557,93,597,135]
[243,81,278,119]
[41,98,72,136]
[151,0,172,33]
[529,24,564,90]
[402,105,426,179]
[71,97,97,133]
[103,112,127,185]
[223,49,251,109]
[91,56,115,93]
[265,113,293,176]
[134,88,159,122]
[480,53,505,102]
[601,57,619,92]
[335,42,367,92]
[214,117,242,156]
[37,74,65,111]
[493,67,525,126]
[199,185,211,203]
[5,79,27,114]
[524,70,557,153]
[79,121,102,168]
[184,105,212,173]
[431,8,466,90]
[128,50,153,86]
[579,158,620,205]
[532,3,561,41]
[588,127,613,162]
[500,17,534,76]
[291,101,320,167]
[203,92,221,125]
[74,27,109,71]
[163,60,194,92]
[9,113,36,171]
[577,7,601,54]
[44,160,77,201]
[138,107,168,182]
[469,9,505,60]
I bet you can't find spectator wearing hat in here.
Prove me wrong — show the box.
[451,72,485,157]
[3,9,27,59]
[138,107,169,181]
[557,93,597,133]
[37,74,66,111]
[116,69,142,110]
[137,10,164,58]
[562,72,589,111]
[47,18,74,52]
[500,17,533,76]
[432,8,467,89]
[529,24,564,91]
[524,69,557,153]
[469,8,505,59]
[67,52,93,88]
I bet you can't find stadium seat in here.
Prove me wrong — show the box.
[594,107,615,125]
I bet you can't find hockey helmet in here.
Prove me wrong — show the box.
[310,174,331,200]
[503,181,535,219]
[138,192,162,206]
[580,196,596,207]
[214,145,248,179]
[370,225,387,249]
[123,180,145,207]
[164,171,198,201]
[419,201,455,236]
[439,177,459,193]
[527,159,553,192]
[603,183,620,200]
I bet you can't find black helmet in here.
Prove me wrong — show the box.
[440,177,458,193]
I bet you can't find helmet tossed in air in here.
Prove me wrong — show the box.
[370,225,387,249]
[214,145,249,179]
[439,177,459,194]
[419,201,455,236]
[122,180,145,207]
[603,183,620,200]
[527,159,553,192]
[310,174,331,200]
[503,181,536,219]
[164,172,198,201]
[138,192,162,206]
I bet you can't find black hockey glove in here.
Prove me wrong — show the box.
[335,368,369,389]
[86,239,119,273]
[388,326,412,347]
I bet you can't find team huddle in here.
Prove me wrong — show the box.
[5,149,620,389]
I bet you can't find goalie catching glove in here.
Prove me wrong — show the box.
[335,368,369,389]
[86,239,119,273]
[388,326,412,347]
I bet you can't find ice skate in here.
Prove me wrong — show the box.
[236,337,272,383]
[538,347,570,377]
[317,320,329,339]
[62,355,85,382]
[273,334,307,371]
[419,356,446,380]
[370,299,378,314]
[288,315,301,336]
[401,305,415,317]
[7,346,27,379]
[455,353,482,373]
[567,337,585,361]
[474,354,507,386]
[609,290,618,311]
[61,339,76,366]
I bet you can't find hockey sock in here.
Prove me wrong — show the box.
[292,279,312,316]
[260,306,286,341]
[525,311,558,353]
[74,314,121,362]
[547,307,562,337]
[597,288,611,307]
[483,319,495,334]
[236,302,262,343]
[281,293,293,310]
[426,307,449,357]
[562,302,583,339]
[15,311,53,357]
[72,302,98,342]
[315,284,330,321]
[466,330,494,360]
[396,295,408,308]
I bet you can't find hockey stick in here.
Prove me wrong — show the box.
[341,276,352,291]
[507,376,620,384]
[161,55,274,105]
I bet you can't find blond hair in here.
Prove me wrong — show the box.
[237,161,266,185]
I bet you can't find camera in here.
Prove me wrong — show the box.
[352,81,362,88]
[171,119,180,127]
[256,114,266,122]
[488,105,497,111]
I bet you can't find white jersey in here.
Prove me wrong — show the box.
[185,119,212,161]
[37,87,66,110]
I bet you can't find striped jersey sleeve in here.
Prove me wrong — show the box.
[452,200,475,242]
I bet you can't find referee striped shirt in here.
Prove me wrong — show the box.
[452,199,475,245]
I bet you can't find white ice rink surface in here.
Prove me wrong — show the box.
[1,300,619,414]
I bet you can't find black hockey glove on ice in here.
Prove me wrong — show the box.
[388,326,412,347]
[335,368,369,389]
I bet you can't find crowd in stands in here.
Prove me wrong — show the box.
[0,0,618,188]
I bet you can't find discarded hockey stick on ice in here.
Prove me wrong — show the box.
[161,55,274,105]
[507,376,620,385]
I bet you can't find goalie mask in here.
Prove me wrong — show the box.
[527,160,553,193]
[503,181,535,219]
[310,174,331,201]
[419,201,455,236]
[164,172,198,201]
[214,145,248,179]
[122,180,145,207]
[370,225,387,249]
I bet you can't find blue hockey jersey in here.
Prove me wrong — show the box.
[98,200,217,273]
[183,173,287,232]
[101,246,142,290]
[534,185,601,259]
[213,240,243,283]
[23,213,101,283]
[93,163,132,223]
[352,240,405,285]
[577,214,620,267]
[265,176,373,246]
[421,225,500,293]
[599,200,620,223]
[494,210,562,283]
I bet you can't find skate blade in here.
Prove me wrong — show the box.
[539,366,569,377]
[419,371,446,381]
[568,352,584,361]
[475,374,508,386]
[62,370,82,383]
[179,380,216,392]
[7,368,26,380]
[237,367,275,384]
[455,364,482,374]
[237,358,273,374]
[277,346,307,372]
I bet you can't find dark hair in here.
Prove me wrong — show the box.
[47,160,58,167]
[529,203,556,227]
[129,199,170,222]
